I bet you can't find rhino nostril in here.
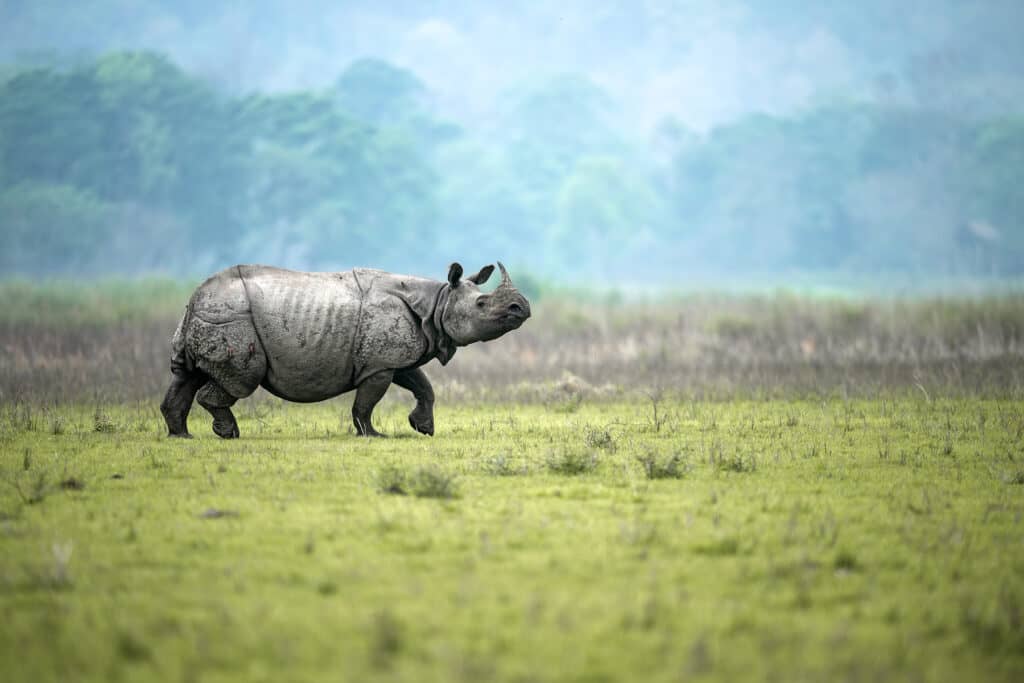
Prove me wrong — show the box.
[508,303,523,315]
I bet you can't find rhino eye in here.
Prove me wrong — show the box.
[476,298,487,308]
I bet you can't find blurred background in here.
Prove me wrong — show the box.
[3,0,1023,286]
[1,1,1023,403]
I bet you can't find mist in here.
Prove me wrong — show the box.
[2,1,1023,287]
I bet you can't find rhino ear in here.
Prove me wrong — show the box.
[447,262,464,287]
[467,264,494,285]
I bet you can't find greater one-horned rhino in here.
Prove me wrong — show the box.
[160,262,530,439]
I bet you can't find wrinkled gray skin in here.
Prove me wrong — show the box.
[160,262,530,439]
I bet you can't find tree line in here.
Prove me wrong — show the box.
[1,51,1021,282]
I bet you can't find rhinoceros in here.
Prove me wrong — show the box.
[159,262,530,439]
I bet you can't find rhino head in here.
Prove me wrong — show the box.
[442,261,531,345]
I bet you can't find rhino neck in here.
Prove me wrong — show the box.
[385,275,456,366]
[431,284,457,365]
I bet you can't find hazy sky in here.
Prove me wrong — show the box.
[7,1,1021,135]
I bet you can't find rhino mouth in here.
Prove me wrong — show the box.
[499,310,529,326]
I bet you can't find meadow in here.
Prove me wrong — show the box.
[1,282,1023,682]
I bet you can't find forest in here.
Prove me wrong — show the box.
[1,1,1022,284]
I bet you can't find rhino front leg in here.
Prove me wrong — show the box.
[393,367,435,436]
[197,381,241,439]
[352,369,395,437]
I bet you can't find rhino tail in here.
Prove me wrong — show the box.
[169,305,196,376]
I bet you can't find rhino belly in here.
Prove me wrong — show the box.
[242,267,361,402]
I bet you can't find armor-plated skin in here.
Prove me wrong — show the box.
[160,261,530,439]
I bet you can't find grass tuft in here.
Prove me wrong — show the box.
[59,477,85,491]
[1003,470,1024,485]
[834,549,859,571]
[482,454,529,476]
[376,464,408,495]
[546,447,599,475]
[48,413,66,435]
[93,409,116,433]
[370,610,404,669]
[409,465,459,499]
[377,464,459,499]
[694,536,741,556]
[584,425,616,451]
[637,449,692,479]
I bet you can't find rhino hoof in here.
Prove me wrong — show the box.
[409,415,434,437]
[168,431,193,439]
[213,421,240,439]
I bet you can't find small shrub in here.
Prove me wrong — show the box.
[718,452,757,473]
[370,610,404,669]
[5,471,49,505]
[59,477,85,491]
[584,425,616,451]
[637,450,691,480]
[376,464,408,495]
[960,585,1024,653]
[48,414,66,435]
[804,443,828,459]
[410,465,459,499]
[117,632,152,661]
[1003,470,1024,485]
[546,447,599,475]
[834,549,859,571]
[482,454,529,476]
[693,536,740,556]
[93,409,116,433]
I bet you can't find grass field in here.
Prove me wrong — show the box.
[2,282,1023,681]
[2,397,1023,682]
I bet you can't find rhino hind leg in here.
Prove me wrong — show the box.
[393,367,435,436]
[182,308,267,439]
[197,381,241,439]
[352,370,395,437]
[160,368,208,437]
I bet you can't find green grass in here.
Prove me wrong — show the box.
[1,398,1023,682]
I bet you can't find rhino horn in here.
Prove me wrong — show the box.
[497,261,512,287]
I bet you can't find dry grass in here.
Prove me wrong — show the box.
[1,284,1023,404]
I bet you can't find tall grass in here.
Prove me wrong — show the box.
[1,279,1023,403]
[0,278,195,327]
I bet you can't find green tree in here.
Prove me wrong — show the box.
[235,91,439,269]
[552,156,660,277]
[0,182,112,274]
[969,117,1024,273]
[332,58,426,125]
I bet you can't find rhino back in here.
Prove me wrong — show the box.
[238,266,429,401]
[240,265,363,400]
